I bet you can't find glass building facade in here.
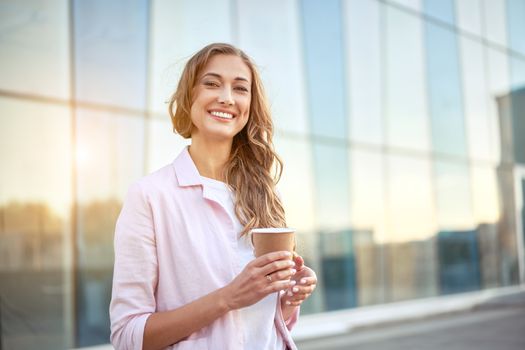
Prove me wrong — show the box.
[1,0,524,348]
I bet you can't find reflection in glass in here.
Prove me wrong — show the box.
[146,117,189,173]
[434,161,474,230]
[385,5,430,152]
[507,0,525,56]
[455,0,482,36]
[0,98,71,349]
[344,0,383,145]
[471,165,500,288]
[482,0,508,46]
[385,154,435,242]
[75,109,144,346]
[459,37,492,161]
[349,149,387,305]
[423,0,455,25]
[149,0,233,114]
[0,1,69,98]
[434,161,479,294]
[385,154,437,301]
[388,0,421,12]
[300,0,346,139]
[312,142,351,311]
[74,0,149,109]
[312,143,350,231]
[510,58,525,91]
[487,48,510,163]
[238,0,309,135]
[425,21,467,157]
[319,230,356,310]
[274,136,320,313]
[274,136,316,233]
[495,166,520,285]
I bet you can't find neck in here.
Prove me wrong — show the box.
[188,137,232,182]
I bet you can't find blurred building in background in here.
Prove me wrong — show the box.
[1,0,524,348]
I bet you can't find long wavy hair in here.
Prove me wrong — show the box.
[168,43,286,236]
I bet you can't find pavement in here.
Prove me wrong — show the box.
[296,289,525,350]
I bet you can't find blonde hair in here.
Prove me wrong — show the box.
[168,43,286,236]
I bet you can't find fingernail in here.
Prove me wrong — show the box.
[290,280,296,286]
[284,251,292,256]
[290,269,297,275]
[293,287,299,293]
[287,291,293,297]
[301,278,306,284]
[286,301,291,305]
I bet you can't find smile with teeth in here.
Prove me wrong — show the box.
[210,111,234,120]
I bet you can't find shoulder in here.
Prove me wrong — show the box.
[126,162,179,201]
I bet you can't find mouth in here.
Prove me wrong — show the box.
[209,110,235,120]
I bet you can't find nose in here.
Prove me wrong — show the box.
[218,87,234,106]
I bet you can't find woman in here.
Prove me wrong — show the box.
[110,43,317,350]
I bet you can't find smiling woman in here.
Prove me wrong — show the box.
[109,43,317,350]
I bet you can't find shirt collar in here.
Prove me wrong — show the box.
[172,146,203,187]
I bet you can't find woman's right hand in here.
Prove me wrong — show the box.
[221,251,297,311]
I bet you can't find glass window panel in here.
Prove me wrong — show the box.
[75,109,144,346]
[349,149,387,305]
[146,117,190,173]
[481,0,508,46]
[496,167,520,285]
[434,161,474,230]
[459,36,492,161]
[510,57,525,90]
[387,239,438,301]
[74,0,149,109]
[487,48,510,163]
[471,165,500,288]
[149,0,233,114]
[508,86,525,164]
[385,154,436,242]
[237,0,309,135]
[0,97,72,349]
[385,5,430,152]
[423,0,455,25]
[274,137,316,233]
[312,143,351,231]
[425,22,467,157]
[385,153,437,302]
[507,0,525,56]
[389,0,421,12]
[301,0,347,139]
[274,135,319,314]
[311,142,352,311]
[455,0,483,36]
[345,0,383,146]
[0,1,69,99]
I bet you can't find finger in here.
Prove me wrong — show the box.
[267,279,295,294]
[293,254,304,270]
[298,277,317,285]
[289,285,315,295]
[260,259,295,276]
[284,299,303,306]
[252,251,292,268]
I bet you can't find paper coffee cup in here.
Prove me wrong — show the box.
[251,227,295,258]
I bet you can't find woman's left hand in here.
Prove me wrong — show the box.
[281,254,317,307]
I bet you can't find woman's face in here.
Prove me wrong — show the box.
[190,54,252,143]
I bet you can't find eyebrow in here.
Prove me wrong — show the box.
[201,72,250,83]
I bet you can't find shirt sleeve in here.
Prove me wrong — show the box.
[284,306,300,330]
[110,181,158,350]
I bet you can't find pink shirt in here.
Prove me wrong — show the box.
[110,147,299,350]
